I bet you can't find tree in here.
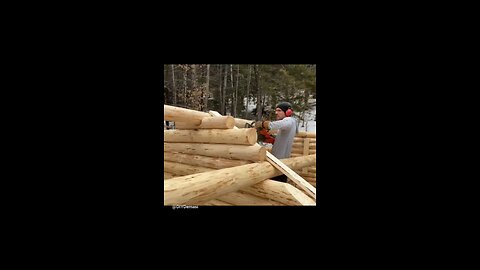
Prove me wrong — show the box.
[204,64,210,112]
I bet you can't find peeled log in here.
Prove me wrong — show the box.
[292,143,316,149]
[303,176,316,182]
[164,105,210,124]
[164,142,266,162]
[294,137,316,143]
[217,191,284,206]
[164,154,316,205]
[200,199,233,206]
[292,149,316,155]
[164,128,257,145]
[296,171,316,178]
[164,161,214,175]
[164,172,177,179]
[175,116,235,129]
[234,118,255,128]
[242,180,316,206]
[164,152,251,169]
[295,131,316,138]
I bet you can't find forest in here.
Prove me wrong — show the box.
[163,64,316,123]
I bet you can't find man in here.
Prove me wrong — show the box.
[256,102,298,182]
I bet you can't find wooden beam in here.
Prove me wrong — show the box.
[265,151,316,199]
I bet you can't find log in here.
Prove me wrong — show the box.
[292,149,316,155]
[234,118,255,128]
[297,171,316,178]
[164,142,267,162]
[164,152,251,169]
[307,167,316,173]
[164,128,257,145]
[202,199,233,206]
[164,154,316,205]
[295,131,316,138]
[164,172,177,179]
[294,137,316,143]
[290,153,303,157]
[242,180,316,206]
[164,161,214,175]
[292,143,316,149]
[175,116,235,129]
[164,105,211,124]
[217,191,284,206]
[302,138,310,174]
[303,176,316,182]
[308,182,316,188]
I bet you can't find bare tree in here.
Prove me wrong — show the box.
[223,64,228,115]
[234,64,239,117]
[244,65,251,119]
[255,65,262,121]
[219,65,223,114]
[183,65,188,106]
[204,64,210,111]
[170,64,176,106]
[230,64,234,116]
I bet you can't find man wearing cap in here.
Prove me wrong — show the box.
[256,102,298,182]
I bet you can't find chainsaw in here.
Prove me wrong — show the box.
[245,121,276,144]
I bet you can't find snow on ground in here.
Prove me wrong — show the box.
[296,99,316,133]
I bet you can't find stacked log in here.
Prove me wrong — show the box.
[291,133,317,188]
[164,154,316,205]
[163,105,317,206]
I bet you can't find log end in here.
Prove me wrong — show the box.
[223,116,234,129]
[246,128,258,145]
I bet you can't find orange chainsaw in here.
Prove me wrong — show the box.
[245,121,276,144]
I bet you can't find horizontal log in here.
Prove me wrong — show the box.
[217,191,284,206]
[164,152,251,169]
[164,128,257,145]
[175,116,235,129]
[294,137,316,143]
[303,176,316,182]
[164,105,210,124]
[296,171,316,178]
[164,172,177,179]
[291,149,316,155]
[234,118,255,128]
[164,161,214,175]
[290,153,303,157]
[295,131,316,138]
[242,180,316,206]
[164,142,266,162]
[292,143,316,149]
[164,154,316,205]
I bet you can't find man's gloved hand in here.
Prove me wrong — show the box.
[255,121,271,129]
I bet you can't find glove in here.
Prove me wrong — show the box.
[255,121,271,129]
